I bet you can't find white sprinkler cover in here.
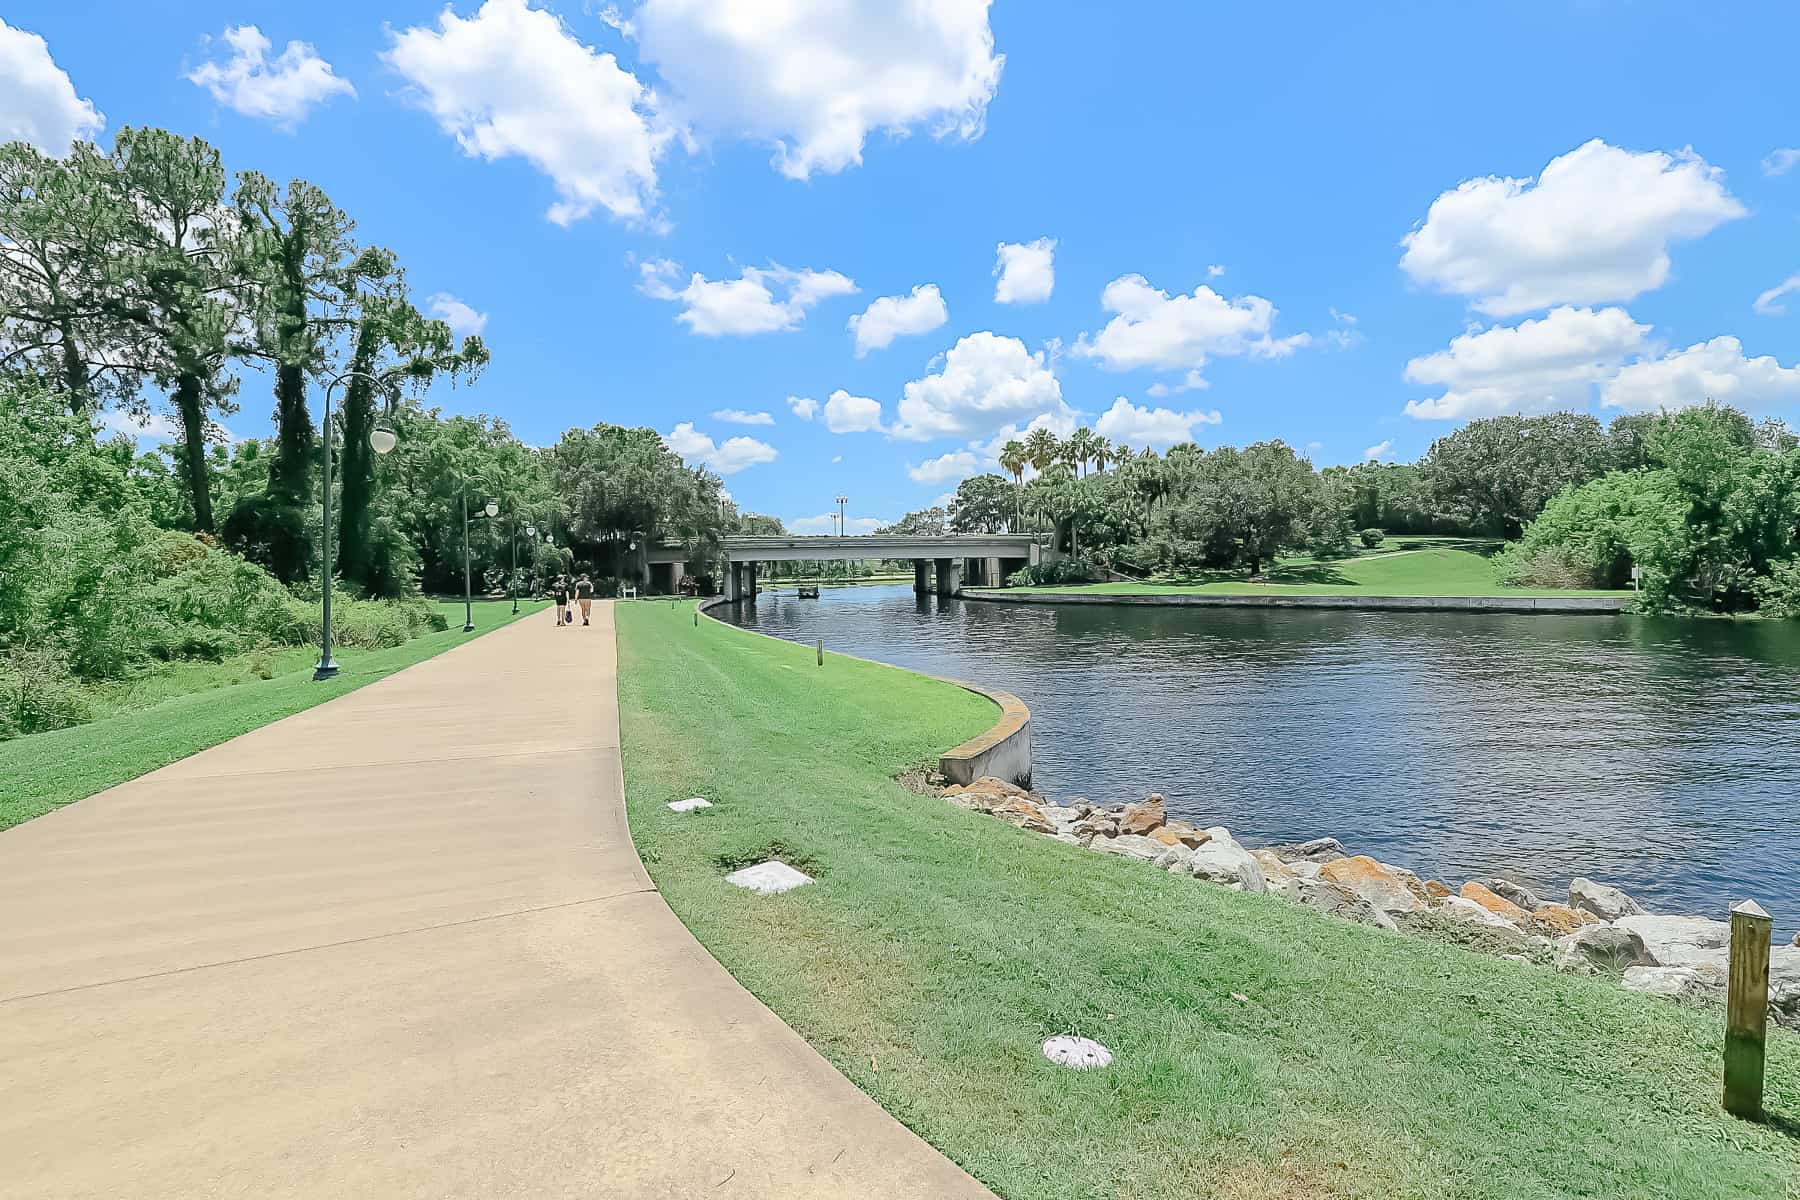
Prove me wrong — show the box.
[726,861,814,895]
[668,797,713,813]
[1041,1036,1113,1070]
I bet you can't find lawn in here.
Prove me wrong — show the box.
[1000,538,1632,599]
[0,599,542,832]
[616,599,1798,1200]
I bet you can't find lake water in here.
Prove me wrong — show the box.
[723,584,1800,932]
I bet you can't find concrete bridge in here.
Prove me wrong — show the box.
[719,534,1039,601]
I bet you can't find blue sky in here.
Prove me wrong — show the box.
[4,1,1798,531]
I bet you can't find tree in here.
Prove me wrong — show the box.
[1422,413,1612,538]
[878,507,947,536]
[1066,427,1098,478]
[549,424,730,584]
[1024,426,1061,473]
[948,473,1014,533]
[998,438,1027,532]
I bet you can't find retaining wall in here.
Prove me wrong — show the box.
[963,591,1627,615]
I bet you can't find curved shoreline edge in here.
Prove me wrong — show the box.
[963,589,1629,614]
[697,597,1032,787]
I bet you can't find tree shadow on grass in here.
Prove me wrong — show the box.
[1263,562,1358,587]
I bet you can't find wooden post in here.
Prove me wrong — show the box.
[816,638,823,667]
[1724,898,1772,1120]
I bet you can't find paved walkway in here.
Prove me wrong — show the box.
[0,603,995,1199]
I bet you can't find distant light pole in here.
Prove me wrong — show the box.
[510,516,524,615]
[314,369,391,682]
[463,496,500,632]
[835,493,848,537]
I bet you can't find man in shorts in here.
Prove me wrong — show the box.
[575,574,594,625]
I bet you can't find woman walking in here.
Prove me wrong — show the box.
[550,575,569,627]
[575,574,594,625]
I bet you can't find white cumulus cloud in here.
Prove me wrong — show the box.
[1075,274,1308,380]
[427,292,488,339]
[790,513,885,534]
[1364,439,1394,461]
[385,0,669,226]
[1402,306,1650,420]
[631,0,1002,180]
[712,408,773,425]
[892,331,1071,442]
[848,283,947,356]
[787,395,819,420]
[187,25,354,128]
[993,237,1055,304]
[823,389,885,433]
[1094,396,1221,450]
[1753,274,1800,317]
[0,18,103,154]
[639,259,856,335]
[1763,148,1800,177]
[663,421,777,474]
[906,450,981,484]
[1601,337,1800,413]
[1400,139,1746,316]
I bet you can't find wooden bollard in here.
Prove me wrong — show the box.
[1723,898,1772,1120]
[816,638,823,667]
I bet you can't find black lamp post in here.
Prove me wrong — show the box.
[314,370,392,682]
[463,495,500,632]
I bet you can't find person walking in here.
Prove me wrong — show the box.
[550,575,569,627]
[575,574,594,625]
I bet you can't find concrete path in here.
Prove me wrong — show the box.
[0,604,995,1199]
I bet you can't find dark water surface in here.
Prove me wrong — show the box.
[724,585,1800,931]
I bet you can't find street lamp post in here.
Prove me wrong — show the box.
[314,370,392,682]
[463,496,501,632]
[511,516,523,615]
[835,494,848,537]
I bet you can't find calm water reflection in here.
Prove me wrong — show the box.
[725,585,1800,931]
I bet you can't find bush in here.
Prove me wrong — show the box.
[1006,556,1099,587]
[0,648,93,739]
[1749,559,1800,618]
[1495,544,1604,590]
[1359,527,1385,548]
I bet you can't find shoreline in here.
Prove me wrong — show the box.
[964,589,1630,614]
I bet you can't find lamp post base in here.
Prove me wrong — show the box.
[312,658,339,682]
[462,623,475,633]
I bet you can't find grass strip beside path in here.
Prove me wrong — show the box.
[0,600,543,831]
[616,599,1798,1200]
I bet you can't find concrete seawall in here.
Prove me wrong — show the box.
[964,591,1628,615]
[697,598,1033,787]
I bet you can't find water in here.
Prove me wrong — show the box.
[724,584,1800,932]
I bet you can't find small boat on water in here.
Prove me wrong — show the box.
[796,584,820,599]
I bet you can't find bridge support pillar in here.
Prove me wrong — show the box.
[984,557,1003,587]
[934,557,961,597]
[726,561,759,602]
[913,559,929,594]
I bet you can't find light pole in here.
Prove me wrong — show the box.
[835,493,848,537]
[511,517,525,615]
[463,496,500,632]
[314,370,392,682]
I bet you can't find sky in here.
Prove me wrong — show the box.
[4,1,1799,533]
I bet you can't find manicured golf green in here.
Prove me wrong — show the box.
[0,599,542,832]
[616,600,1797,1200]
[1001,540,1631,599]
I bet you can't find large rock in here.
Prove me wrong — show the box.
[1089,833,1167,862]
[1038,804,1088,831]
[945,775,1034,802]
[1568,877,1645,922]
[1554,923,1652,973]
[1153,845,1195,872]
[1150,819,1209,849]
[1622,965,1717,1001]
[1615,915,1729,969]
[1459,881,1533,926]
[1118,793,1167,836]
[990,799,1055,835]
[1250,850,1299,896]
[1318,856,1423,916]
[1293,877,1397,930]
[1480,877,1544,912]
[1436,895,1526,940]
[1270,836,1346,864]
[1768,945,1800,1029]
[1187,829,1268,894]
[1531,903,1601,936]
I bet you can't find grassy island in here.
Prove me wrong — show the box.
[617,599,1796,1200]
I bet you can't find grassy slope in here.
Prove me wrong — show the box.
[0,599,543,831]
[616,600,1797,1200]
[1004,541,1630,598]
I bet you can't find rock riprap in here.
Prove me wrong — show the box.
[929,775,1795,1029]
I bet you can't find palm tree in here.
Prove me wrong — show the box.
[1091,434,1114,474]
[1066,427,1097,478]
[998,438,1027,532]
[1024,426,1060,473]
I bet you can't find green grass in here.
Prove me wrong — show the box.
[0,599,542,832]
[616,600,1798,1200]
[1003,538,1631,598]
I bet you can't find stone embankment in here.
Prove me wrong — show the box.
[936,777,1800,1029]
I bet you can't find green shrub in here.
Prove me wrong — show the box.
[0,648,93,739]
[1749,559,1800,618]
[1496,544,1603,590]
[1006,556,1099,586]
[1359,527,1385,548]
